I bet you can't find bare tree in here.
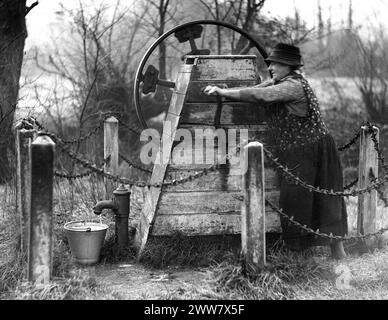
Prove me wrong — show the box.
[0,0,38,183]
[31,0,155,175]
[198,0,266,54]
[354,27,388,124]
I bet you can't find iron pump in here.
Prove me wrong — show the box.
[93,184,130,250]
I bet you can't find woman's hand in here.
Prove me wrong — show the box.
[203,85,223,96]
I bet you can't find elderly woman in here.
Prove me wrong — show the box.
[204,43,347,259]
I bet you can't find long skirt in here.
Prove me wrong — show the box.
[277,134,348,249]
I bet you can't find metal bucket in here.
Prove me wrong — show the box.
[64,221,108,265]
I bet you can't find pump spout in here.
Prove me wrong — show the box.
[93,200,118,215]
[92,184,131,252]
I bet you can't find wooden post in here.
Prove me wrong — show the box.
[15,124,34,254]
[104,116,119,198]
[357,125,379,249]
[241,141,266,273]
[28,135,55,284]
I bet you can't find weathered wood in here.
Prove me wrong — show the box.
[165,167,279,192]
[157,190,279,213]
[15,127,34,254]
[151,211,280,236]
[134,64,194,258]
[241,142,266,272]
[152,213,241,236]
[29,135,55,284]
[180,103,266,125]
[189,55,258,81]
[186,80,257,102]
[357,126,379,247]
[137,55,281,250]
[104,116,119,198]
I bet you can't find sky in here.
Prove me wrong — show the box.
[25,0,388,48]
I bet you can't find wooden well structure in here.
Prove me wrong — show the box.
[134,55,280,255]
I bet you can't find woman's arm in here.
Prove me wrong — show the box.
[203,78,303,103]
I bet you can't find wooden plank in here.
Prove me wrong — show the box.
[165,167,279,192]
[180,102,267,125]
[157,190,279,215]
[176,124,269,145]
[151,211,281,236]
[190,55,258,81]
[167,125,272,170]
[357,126,379,248]
[241,142,266,271]
[134,64,194,258]
[186,80,257,102]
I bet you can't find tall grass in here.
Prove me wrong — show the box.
[0,174,125,300]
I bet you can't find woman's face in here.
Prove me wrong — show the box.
[268,62,292,81]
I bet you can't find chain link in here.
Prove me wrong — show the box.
[117,118,143,136]
[28,117,103,145]
[263,146,388,197]
[54,170,95,180]
[337,130,361,151]
[56,140,220,188]
[265,199,388,242]
[344,178,359,190]
[119,153,152,174]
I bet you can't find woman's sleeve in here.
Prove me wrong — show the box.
[238,79,304,103]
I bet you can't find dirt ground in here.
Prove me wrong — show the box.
[87,263,209,299]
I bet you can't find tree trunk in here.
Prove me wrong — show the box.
[0,0,27,183]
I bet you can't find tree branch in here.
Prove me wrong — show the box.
[25,1,39,16]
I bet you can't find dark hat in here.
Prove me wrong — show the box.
[265,43,303,67]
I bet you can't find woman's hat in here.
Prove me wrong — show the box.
[265,43,303,67]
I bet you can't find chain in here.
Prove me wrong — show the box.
[119,153,152,174]
[365,122,388,207]
[231,194,388,241]
[57,141,220,188]
[54,170,95,180]
[28,117,221,188]
[366,122,388,170]
[265,199,388,242]
[28,117,103,145]
[117,118,143,136]
[337,130,361,151]
[344,178,359,190]
[263,146,388,197]
[369,171,388,208]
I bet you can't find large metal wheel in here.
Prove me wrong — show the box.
[134,20,269,129]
